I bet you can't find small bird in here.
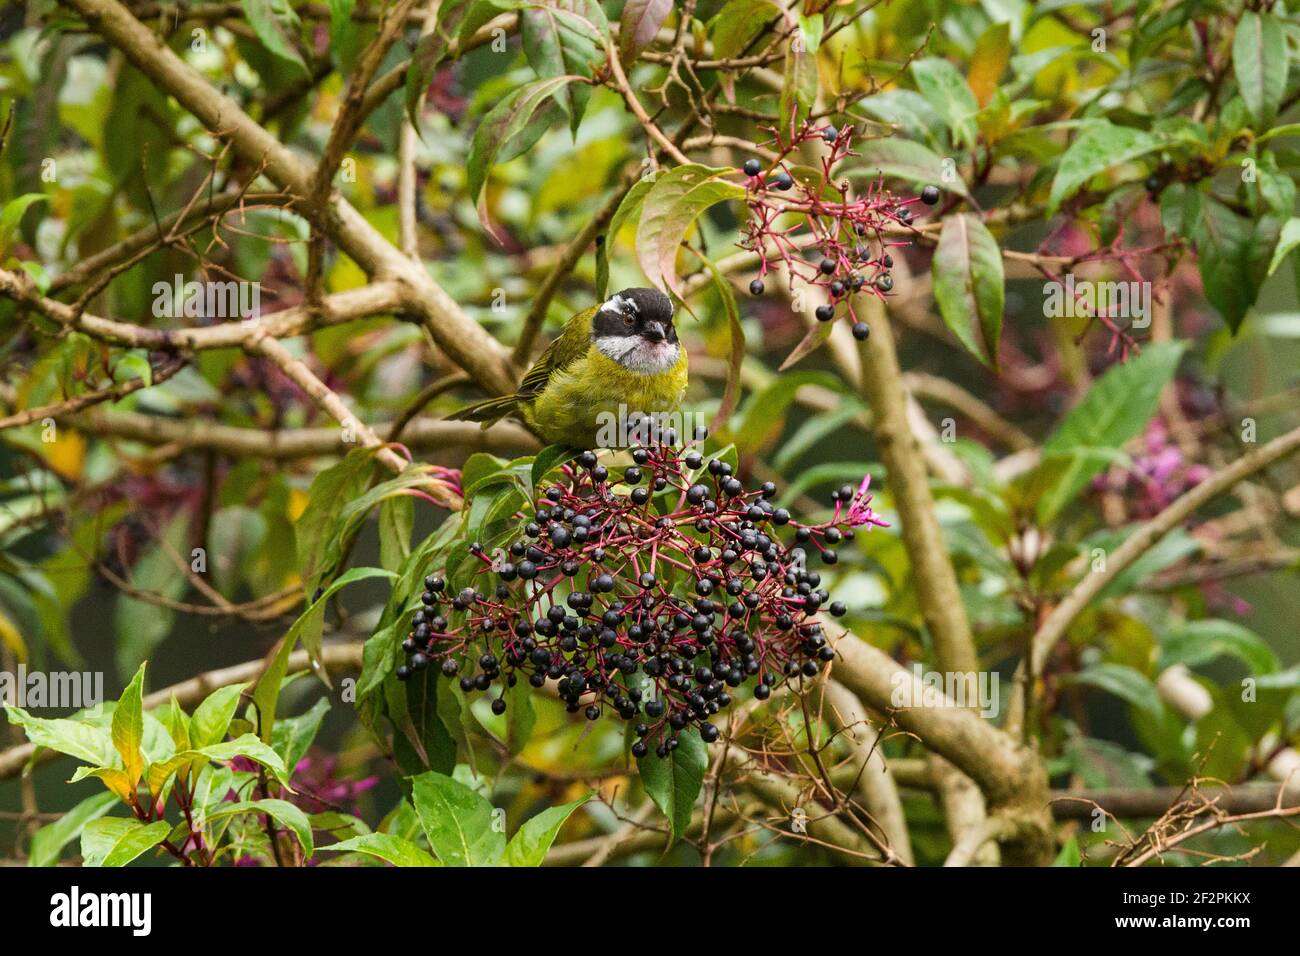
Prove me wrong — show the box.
[451,287,687,448]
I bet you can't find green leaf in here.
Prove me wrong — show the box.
[272,697,331,771]
[531,444,578,489]
[724,370,841,457]
[702,255,745,431]
[504,794,591,865]
[207,799,314,857]
[1160,620,1280,675]
[796,13,824,53]
[205,734,293,782]
[297,449,379,591]
[378,495,414,570]
[394,667,457,775]
[932,213,1004,367]
[847,137,970,197]
[189,683,248,750]
[636,727,707,842]
[1267,218,1300,277]
[1233,12,1287,128]
[410,770,506,866]
[1094,527,1200,600]
[911,58,978,148]
[1039,341,1185,521]
[29,791,119,867]
[618,0,672,65]
[1192,196,1261,333]
[461,451,511,497]
[779,41,818,127]
[0,193,48,250]
[251,566,395,740]
[467,75,574,205]
[146,733,292,795]
[327,0,360,72]
[635,165,745,298]
[241,0,308,75]
[1066,663,1165,724]
[1053,836,1082,867]
[112,662,147,789]
[1,705,115,766]
[328,832,440,867]
[1048,122,1164,215]
[710,0,779,59]
[521,1,607,133]
[81,818,171,867]
[607,172,659,247]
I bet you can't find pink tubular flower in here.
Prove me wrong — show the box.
[843,474,890,529]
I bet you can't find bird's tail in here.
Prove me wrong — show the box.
[446,394,519,427]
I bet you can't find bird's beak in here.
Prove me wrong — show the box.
[641,321,667,343]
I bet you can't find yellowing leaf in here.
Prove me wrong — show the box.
[42,429,85,480]
[968,23,1010,107]
[112,662,147,789]
[0,609,28,664]
[70,766,136,803]
[287,488,310,522]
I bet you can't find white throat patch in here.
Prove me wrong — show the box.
[594,335,681,374]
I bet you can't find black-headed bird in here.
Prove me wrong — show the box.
[451,287,687,448]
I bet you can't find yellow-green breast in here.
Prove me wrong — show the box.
[523,347,688,448]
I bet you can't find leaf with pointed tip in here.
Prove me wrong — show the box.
[207,799,315,858]
[846,138,970,197]
[636,165,744,297]
[1233,12,1287,128]
[1038,341,1186,522]
[618,0,673,64]
[29,792,118,867]
[81,818,171,867]
[709,0,779,59]
[636,728,707,842]
[1048,122,1164,214]
[411,770,506,866]
[329,832,440,866]
[521,1,607,133]
[467,75,575,209]
[3,705,115,766]
[932,213,1003,368]
[504,794,591,865]
[779,321,834,372]
[242,0,308,75]
[911,58,978,148]
[189,682,247,750]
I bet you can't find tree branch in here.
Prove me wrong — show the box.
[1030,422,1300,677]
[65,0,518,396]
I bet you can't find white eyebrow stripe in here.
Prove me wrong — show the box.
[601,294,634,315]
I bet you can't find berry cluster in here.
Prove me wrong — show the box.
[396,441,887,757]
[738,120,941,341]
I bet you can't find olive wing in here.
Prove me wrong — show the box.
[517,305,597,397]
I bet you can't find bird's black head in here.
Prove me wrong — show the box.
[593,287,677,344]
[591,288,681,373]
